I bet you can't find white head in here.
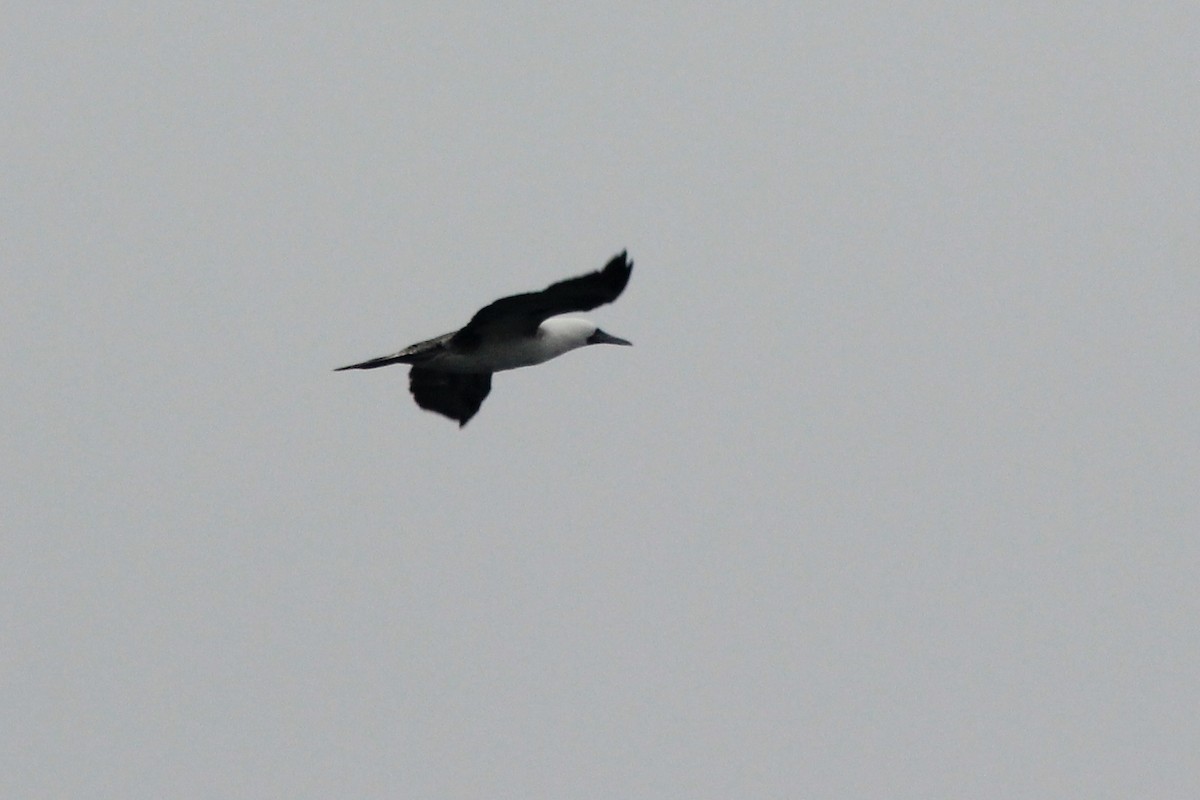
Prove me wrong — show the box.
[539,317,633,358]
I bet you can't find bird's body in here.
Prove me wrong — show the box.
[336,251,633,426]
[370,317,604,374]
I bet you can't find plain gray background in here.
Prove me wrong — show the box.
[5,4,1198,797]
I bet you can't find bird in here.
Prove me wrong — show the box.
[335,250,633,427]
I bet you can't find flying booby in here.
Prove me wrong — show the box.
[336,251,633,427]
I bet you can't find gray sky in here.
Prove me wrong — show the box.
[4,4,1198,797]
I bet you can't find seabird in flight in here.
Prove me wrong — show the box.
[336,251,633,426]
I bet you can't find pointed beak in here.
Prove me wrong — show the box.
[587,328,633,347]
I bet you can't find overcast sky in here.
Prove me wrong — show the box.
[4,4,1198,797]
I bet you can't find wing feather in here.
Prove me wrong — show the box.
[454,251,632,342]
[408,368,493,427]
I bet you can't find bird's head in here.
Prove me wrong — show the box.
[541,317,633,351]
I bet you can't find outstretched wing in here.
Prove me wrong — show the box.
[408,368,493,427]
[453,251,632,345]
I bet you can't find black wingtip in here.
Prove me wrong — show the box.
[606,250,632,272]
[601,250,633,297]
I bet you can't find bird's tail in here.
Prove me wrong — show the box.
[335,333,451,372]
[333,354,413,371]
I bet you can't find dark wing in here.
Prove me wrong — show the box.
[453,251,632,344]
[408,368,493,427]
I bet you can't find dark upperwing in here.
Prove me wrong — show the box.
[452,251,632,346]
[408,368,493,427]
